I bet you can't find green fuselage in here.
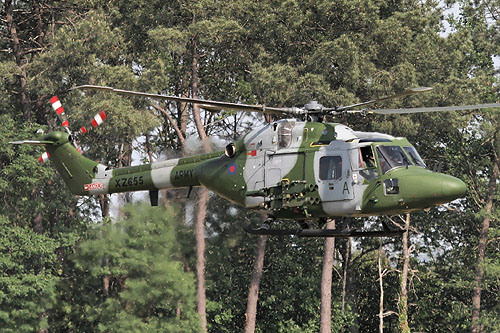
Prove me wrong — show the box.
[41,120,466,220]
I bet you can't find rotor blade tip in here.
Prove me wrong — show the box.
[74,85,113,92]
[411,87,433,93]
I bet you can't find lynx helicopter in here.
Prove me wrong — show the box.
[11,85,500,237]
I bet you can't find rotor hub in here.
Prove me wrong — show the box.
[304,100,324,112]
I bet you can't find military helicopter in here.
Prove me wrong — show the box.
[11,85,500,237]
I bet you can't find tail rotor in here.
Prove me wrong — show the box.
[34,96,107,163]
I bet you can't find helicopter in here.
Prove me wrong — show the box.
[10,85,500,237]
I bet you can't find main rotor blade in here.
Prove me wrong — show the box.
[368,103,500,114]
[75,85,298,115]
[333,87,433,112]
[9,140,53,145]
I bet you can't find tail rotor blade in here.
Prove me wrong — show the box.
[50,96,72,135]
[37,152,50,164]
[80,110,107,134]
[91,110,107,127]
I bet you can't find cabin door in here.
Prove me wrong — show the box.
[315,150,354,201]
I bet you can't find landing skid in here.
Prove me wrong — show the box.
[244,227,405,238]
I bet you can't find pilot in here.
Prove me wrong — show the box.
[363,152,375,168]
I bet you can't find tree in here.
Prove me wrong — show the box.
[319,220,335,333]
[244,234,267,333]
[0,215,58,332]
[55,203,200,331]
[398,215,411,333]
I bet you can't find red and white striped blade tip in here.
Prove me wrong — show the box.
[50,96,65,115]
[90,111,106,128]
[38,152,50,164]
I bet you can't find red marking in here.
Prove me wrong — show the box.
[246,150,257,156]
[91,111,106,128]
[50,96,64,114]
[61,120,69,127]
[250,142,255,146]
[38,152,50,164]
[229,165,236,173]
[80,126,87,134]
[84,182,103,191]
[77,147,82,154]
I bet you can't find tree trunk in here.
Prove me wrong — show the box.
[399,214,411,333]
[191,21,210,331]
[471,141,499,333]
[245,235,267,333]
[195,187,209,332]
[378,243,384,333]
[98,194,110,218]
[341,238,351,312]
[5,0,31,121]
[320,219,336,333]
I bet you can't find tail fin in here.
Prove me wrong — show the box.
[11,131,98,195]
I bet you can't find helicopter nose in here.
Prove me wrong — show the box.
[398,171,466,208]
[440,174,467,201]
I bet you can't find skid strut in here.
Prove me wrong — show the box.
[244,227,405,238]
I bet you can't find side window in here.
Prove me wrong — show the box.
[319,156,342,180]
[384,178,399,195]
[278,122,294,148]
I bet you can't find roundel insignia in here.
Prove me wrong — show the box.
[322,129,328,135]
[228,163,237,175]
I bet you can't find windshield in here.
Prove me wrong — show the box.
[376,145,412,174]
[404,146,426,168]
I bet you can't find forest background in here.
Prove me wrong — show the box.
[1,0,499,332]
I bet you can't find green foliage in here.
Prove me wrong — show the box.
[2,0,500,331]
[0,215,58,332]
[55,203,200,331]
[205,197,355,332]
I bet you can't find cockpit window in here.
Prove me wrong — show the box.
[359,146,376,168]
[278,122,294,148]
[404,146,426,168]
[376,146,412,174]
[356,146,379,180]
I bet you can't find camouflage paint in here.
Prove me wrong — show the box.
[40,120,466,219]
[44,132,98,195]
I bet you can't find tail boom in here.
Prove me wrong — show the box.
[74,150,224,196]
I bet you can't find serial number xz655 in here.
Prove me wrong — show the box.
[115,176,144,188]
